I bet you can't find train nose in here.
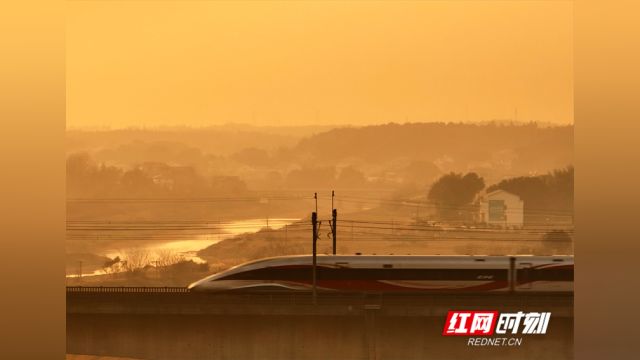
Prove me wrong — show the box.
[187,278,212,291]
[189,278,236,292]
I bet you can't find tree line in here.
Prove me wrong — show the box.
[428,167,573,223]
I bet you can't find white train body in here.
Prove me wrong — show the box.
[189,255,573,293]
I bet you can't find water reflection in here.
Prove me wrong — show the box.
[67,218,299,277]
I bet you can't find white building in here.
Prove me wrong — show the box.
[477,189,524,228]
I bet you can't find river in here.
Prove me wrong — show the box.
[67,218,299,277]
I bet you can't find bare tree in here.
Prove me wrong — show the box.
[121,249,151,272]
[155,249,184,267]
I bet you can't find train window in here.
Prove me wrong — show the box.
[383,264,393,269]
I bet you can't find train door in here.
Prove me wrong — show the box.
[517,262,533,290]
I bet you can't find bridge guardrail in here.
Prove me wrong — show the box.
[67,286,190,293]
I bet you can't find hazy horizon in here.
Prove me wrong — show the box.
[66,119,572,132]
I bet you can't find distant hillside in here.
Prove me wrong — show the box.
[66,124,335,157]
[282,122,573,177]
[66,122,573,194]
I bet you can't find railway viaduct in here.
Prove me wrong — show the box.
[67,287,573,360]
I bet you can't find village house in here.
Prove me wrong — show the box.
[477,189,524,228]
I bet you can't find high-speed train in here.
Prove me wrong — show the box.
[188,255,573,293]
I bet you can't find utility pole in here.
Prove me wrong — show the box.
[266,197,270,229]
[314,192,318,214]
[332,208,337,255]
[311,211,318,305]
[332,190,337,255]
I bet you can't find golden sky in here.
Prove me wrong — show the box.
[67,1,573,128]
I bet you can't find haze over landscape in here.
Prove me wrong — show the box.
[66,122,573,285]
[65,1,573,287]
